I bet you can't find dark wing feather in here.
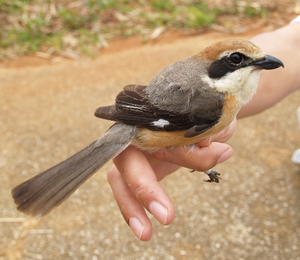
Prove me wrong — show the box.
[116,84,148,109]
[184,122,217,138]
[94,84,221,137]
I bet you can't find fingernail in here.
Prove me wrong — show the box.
[149,201,168,225]
[217,147,233,164]
[128,218,145,240]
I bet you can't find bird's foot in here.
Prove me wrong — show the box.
[190,169,221,183]
[204,169,221,183]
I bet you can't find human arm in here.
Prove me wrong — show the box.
[238,21,300,118]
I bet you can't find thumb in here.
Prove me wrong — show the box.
[153,142,233,172]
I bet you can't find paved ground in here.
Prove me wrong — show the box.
[1,29,300,260]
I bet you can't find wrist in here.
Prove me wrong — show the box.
[289,16,300,45]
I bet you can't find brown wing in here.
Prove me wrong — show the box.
[95,84,221,137]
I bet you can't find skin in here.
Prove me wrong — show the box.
[239,22,300,118]
[108,22,300,241]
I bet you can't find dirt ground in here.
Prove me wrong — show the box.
[1,27,300,260]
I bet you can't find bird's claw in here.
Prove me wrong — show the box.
[190,169,221,183]
[204,169,221,183]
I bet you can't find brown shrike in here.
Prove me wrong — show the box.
[12,39,284,217]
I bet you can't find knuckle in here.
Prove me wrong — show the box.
[130,180,155,204]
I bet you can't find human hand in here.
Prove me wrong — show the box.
[107,118,237,241]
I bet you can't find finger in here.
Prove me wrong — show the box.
[113,146,175,226]
[212,118,237,143]
[141,152,181,181]
[210,118,237,143]
[107,165,153,241]
[152,142,233,172]
[197,118,237,146]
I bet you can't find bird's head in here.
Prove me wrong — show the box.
[197,39,284,106]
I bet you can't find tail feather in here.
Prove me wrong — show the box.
[12,123,138,217]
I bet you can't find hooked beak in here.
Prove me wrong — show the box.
[252,54,284,70]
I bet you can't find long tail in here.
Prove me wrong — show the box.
[12,123,139,217]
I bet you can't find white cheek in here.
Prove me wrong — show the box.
[241,70,261,104]
[202,67,261,105]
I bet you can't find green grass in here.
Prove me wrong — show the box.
[0,0,282,59]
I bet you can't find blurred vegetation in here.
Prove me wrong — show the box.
[0,0,296,59]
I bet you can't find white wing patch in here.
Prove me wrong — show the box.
[151,119,170,128]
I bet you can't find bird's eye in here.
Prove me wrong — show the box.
[229,52,244,65]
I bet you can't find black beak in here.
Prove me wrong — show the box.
[252,54,284,70]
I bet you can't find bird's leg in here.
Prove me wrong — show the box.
[190,169,221,183]
[204,169,221,183]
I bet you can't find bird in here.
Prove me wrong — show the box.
[12,39,284,217]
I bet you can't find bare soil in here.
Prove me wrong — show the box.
[1,27,300,260]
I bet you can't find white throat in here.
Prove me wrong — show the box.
[203,67,261,106]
